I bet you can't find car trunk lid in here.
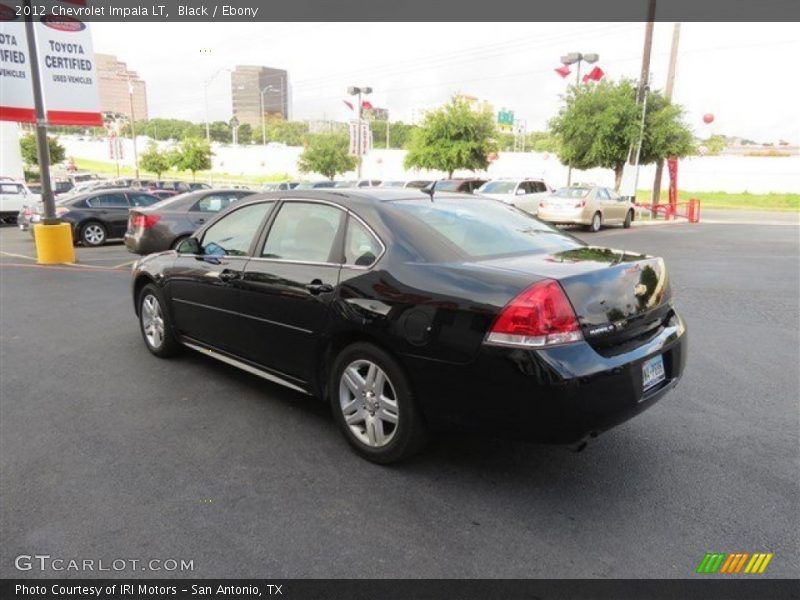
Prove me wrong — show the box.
[478,247,673,349]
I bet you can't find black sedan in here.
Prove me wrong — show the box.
[131,190,687,463]
[50,188,161,246]
[124,189,256,254]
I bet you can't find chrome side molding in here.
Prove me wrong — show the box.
[182,340,310,395]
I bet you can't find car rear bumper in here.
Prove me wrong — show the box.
[405,311,687,444]
[124,232,164,255]
[538,208,589,225]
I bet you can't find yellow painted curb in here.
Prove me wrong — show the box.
[33,223,76,264]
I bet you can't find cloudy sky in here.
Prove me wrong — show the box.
[91,22,799,143]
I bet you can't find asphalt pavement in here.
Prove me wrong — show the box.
[1,211,798,579]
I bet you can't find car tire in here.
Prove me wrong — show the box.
[138,283,180,358]
[80,221,107,246]
[330,342,428,464]
[587,212,602,232]
[623,209,634,229]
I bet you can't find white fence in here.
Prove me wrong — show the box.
[59,135,800,194]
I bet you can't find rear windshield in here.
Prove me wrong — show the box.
[387,198,582,260]
[554,187,590,198]
[433,181,462,192]
[479,181,516,194]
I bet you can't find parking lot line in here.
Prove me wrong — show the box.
[0,250,37,262]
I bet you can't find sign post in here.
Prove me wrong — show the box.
[0,1,103,263]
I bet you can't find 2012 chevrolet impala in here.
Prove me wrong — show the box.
[131,189,686,463]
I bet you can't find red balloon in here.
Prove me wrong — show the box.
[703,113,714,124]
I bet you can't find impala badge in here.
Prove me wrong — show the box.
[634,284,648,297]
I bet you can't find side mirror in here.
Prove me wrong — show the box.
[176,237,202,254]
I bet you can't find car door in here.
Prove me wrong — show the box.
[168,201,275,353]
[86,192,130,237]
[238,199,346,382]
[599,187,623,221]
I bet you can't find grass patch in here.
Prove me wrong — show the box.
[73,158,292,185]
[638,190,799,211]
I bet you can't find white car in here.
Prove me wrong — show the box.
[476,178,552,215]
[0,181,40,224]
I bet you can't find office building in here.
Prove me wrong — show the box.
[96,54,148,121]
[231,65,289,128]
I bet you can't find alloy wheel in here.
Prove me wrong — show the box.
[339,359,399,448]
[141,294,165,349]
[83,224,105,245]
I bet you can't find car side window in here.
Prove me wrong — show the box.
[192,193,235,213]
[0,183,23,194]
[88,193,128,208]
[128,193,159,207]
[261,202,345,263]
[532,181,547,193]
[344,216,382,267]
[201,202,274,256]
[597,188,610,200]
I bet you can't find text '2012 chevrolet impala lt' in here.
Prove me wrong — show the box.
[131,189,686,463]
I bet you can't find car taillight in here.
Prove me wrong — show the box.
[485,279,583,348]
[130,213,160,229]
[574,200,586,208]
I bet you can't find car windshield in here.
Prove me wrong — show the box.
[479,181,517,194]
[381,181,405,187]
[333,181,355,188]
[554,187,591,198]
[387,198,582,260]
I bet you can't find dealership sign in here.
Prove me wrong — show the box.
[0,1,102,126]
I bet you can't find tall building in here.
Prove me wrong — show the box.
[231,66,289,129]
[96,54,148,121]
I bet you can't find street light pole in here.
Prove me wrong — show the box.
[561,52,599,187]
[347,86,372,180]
[128,79,139,179]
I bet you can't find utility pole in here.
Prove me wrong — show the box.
[652,22,681,204]
[629,0,656,204]
[23,2,56,224]
[128,80,139,179]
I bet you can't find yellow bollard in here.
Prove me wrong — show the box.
[33,222,76,264]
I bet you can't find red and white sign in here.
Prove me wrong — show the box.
[34,6,102,126]
[0,3,36,122]
[349,120,371,156]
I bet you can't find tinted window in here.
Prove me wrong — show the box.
[192,193,244,213]
[128,193,159,207]
[388,198,581,260]
[262,202,344,263]
[201,202,273,256]
[344,217,382,267]
[533,181,547,193]
[89,193,128,208]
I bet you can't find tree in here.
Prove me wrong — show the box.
[549,79,694,189]
[208,121,232,143]
[703,134,727,156]
[404,96,498,178]
[173,138,212,180]
[266,118,310,145]
[238,123,253,145]
[20,134,66,167]
[297,132,356,180]
[139,143,172,180]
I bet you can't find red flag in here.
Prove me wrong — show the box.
[555,65,571,78]
[582,66,605,83]
[343,100,354,111]
[361,100,374,110]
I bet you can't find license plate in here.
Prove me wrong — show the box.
[642,354,666,392]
